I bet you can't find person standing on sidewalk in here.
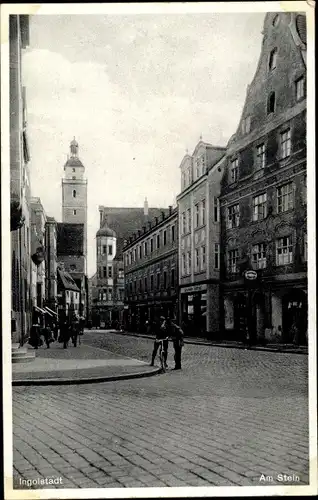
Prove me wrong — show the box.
[170,319,184,370]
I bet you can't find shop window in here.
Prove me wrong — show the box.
[253,193,267,221]
[276,236,293,265]
[252,243,267,269]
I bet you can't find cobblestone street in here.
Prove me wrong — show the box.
[12,331,309,490]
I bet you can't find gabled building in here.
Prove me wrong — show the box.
[219,12,307,345]
[177,141,226,338]
[56,222,87,318]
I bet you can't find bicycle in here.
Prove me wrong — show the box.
[156,337,169,373]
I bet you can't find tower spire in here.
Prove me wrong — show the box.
[70,137,79,157]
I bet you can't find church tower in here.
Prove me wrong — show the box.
[62,138,87,273]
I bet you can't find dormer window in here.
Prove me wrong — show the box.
[242,116,251,134]
[269,48,277,70]
[72,189,76,198]
[230,158,239,183]
[267,92,276,114]
[272,14,280,27]
[295,76,305,101]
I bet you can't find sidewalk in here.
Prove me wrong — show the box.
[109,330,308,355]
[11,342,160,386]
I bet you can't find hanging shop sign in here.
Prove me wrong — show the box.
[244,270,258,280]
[181,284,207,294]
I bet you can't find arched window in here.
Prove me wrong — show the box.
[269,48,277,70]
[72,189,76,198]
[267,92,276,114]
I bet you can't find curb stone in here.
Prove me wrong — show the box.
[105,331,308,355]
[12,366,161,386]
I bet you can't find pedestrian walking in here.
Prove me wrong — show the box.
[29,322,42,349]
[59,311,70,349]
[169,318,184,370]
[150,316,169,367]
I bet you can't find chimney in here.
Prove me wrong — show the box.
[169,205,172,215]
[144,197,149,216]
[148,221,152,230]
[138,230,141,237]
[143,226,146,233]
[161,211,165,221]
[155,217,158,225]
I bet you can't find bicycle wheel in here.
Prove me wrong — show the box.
[159,347,166,373]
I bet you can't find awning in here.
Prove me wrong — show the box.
[34,305,47,315]
[44,306,58,317]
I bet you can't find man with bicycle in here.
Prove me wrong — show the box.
[150,316,169,368]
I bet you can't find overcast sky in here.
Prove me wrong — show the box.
[23,12,265,276]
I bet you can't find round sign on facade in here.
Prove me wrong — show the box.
[244,270,258,280]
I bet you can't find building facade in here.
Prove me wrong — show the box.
[123,207,178,332]
[177,141,226,338]
[92,203,169,327]
[10,15,32,344]
[94,218,124,327]
[45,216,58,313]
[219,12,307,345]
[57,265,81,317]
